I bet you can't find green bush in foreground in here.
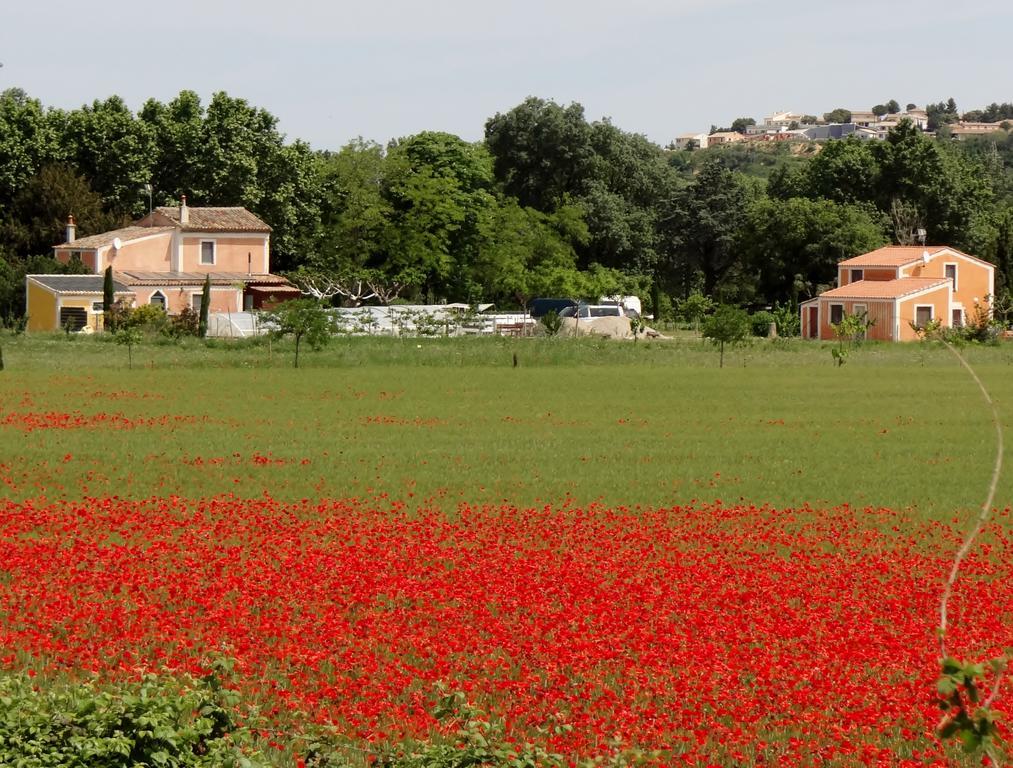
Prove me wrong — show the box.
[0,668,663,768]
[0,663,257,768]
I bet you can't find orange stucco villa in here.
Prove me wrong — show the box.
[26,197,300,332]
[800,245,995,342]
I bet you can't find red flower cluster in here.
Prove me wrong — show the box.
[0,497,1008,765]
[360,415,446,427]
[0,411,202,432]
[181,453,309,467]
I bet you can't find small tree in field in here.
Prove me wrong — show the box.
[831,311,873,366]
[678,292,714,331]
[264,299,334,368]
[102,266,115,332]
[198,274,211,339]
[114,326,142,369]
[702,304,750,367]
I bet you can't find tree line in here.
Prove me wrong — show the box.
[2,88,1012,323]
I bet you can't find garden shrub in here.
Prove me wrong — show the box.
[168,307,201,338]
[750,310,776,337]
[540,309,562,337]
[0,663,260,768]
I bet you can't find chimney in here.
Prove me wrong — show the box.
[65,214,76,244]
[180,194,189,226]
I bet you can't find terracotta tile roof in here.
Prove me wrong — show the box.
[27,275,132,294]
[54,226,174,250]
[117,270,292,287]
[838,246,953,267]
[821,277,949,300]
[153,207,272,232]
[840,245,995,269]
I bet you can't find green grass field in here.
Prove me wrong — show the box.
[2,331,1011,766]
[2,332,1010,519]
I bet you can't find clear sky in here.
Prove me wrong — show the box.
[2,0,1010,150]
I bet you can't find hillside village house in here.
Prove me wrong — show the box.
[800,246,995,342]
[949,121,1011,139]
[26,198,299,332]
[763,111,805,130]
[673,132,710,150]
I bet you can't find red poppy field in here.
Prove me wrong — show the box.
[2,344,1013,765]
[3,494,1010,765]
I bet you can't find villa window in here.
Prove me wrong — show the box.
[945,263,957,290]
[200,240,216,266]
[150,291,167,310]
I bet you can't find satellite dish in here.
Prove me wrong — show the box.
[112,237,122,251]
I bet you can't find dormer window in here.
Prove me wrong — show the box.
[851,268,864,283]
[200,240,215,266]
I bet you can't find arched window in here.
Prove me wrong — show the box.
[150,291,167,310]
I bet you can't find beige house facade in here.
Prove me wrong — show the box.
[800,246,994,342]
[28,199,299,332]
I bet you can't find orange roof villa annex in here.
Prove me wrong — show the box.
[25,197,300,333]
[800,245,995,342]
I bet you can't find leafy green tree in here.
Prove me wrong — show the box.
[265,298,335,368]
[702,304,750,367]
[730,117,756,134]
[872,120,993,246]
[965,204,1013,294]
[823,108,852,124]
[2,164,125,257]
[476,199,588,308]
[58,95,155,215]
[927,100,960,131]
[830,311,872,366]
[383,131,497,300]
[311,139,393,283]
[139,90,209,204]
[669,159,754,295]
[139,90,323,271]
[0,89,59,210]
[582,121,673,274]
[790,137,880,205]
[484,97,595,211]
[886,100,901,114]
[115,325,143,369]
[740,196,888,303]
[676,292,714,330]
[873,104,889,118]
[485,97,675,302]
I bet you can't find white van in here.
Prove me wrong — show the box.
[599,295,642,317]
[559,304,624,320]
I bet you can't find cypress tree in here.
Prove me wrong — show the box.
[198,274,211,338]
[103,266,114,332]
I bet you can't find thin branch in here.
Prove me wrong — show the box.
[938,341,1004,662]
